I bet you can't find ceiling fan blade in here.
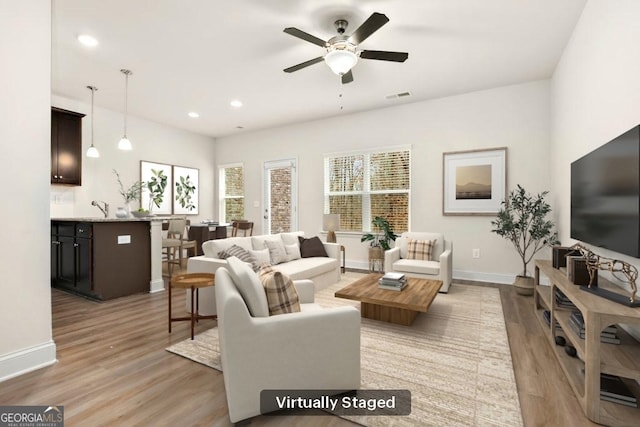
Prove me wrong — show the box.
[349,12,389,45]
[283,56,324,73]
[360,50,408,62]
[341,70,354,84]
[283,27,327,47]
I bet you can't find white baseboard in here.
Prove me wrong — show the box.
[0,341,57,383]
[344,261,549,285]
[149,278,165,293]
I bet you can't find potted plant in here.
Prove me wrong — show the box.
[146,168,168,212]
[113,169,144,217]
[361,216,398,265]
[491,184,559,295]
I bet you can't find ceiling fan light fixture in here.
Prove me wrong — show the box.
[325,49,357,76]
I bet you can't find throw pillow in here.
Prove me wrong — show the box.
[407,239,435,261]
[218,244,259,270]
[226,256,270,317]
[258,265,301,315]
[249,248,271,268]
[285,243,301,261]
[298,236,329,258]
[264,239,288,265]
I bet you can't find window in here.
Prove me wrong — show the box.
[219,164,244,222]
[324,147,410,233]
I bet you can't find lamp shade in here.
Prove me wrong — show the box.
[323,213,340,243]
[86,145,100,158]
[324,50,357,76]
[118,136,132,151]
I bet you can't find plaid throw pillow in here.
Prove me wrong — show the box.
[407,239,435,261]
[258,265,301,316]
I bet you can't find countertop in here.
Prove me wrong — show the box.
[51,216,173,222]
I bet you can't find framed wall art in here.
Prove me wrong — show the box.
[140,161,172,215]
[173,165,199,215]
[442,147,507,215]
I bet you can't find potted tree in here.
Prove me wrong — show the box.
[491,184,559,295]
[361,216,398,270]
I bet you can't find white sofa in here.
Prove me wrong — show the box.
[384,231,453,293]
[187,231,341,315]
[216,258,360,423]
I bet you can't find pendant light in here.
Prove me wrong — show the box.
[118,69,133,150]
[86,85,100,158]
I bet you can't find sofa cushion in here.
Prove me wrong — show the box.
[264,239,288,265]
[226,256,269,317]
[251,234,284,251]
[407,239,435,261]
[258,265,301,316]
[298,236,328,258]
[218,244,259,270]
[392,259,441,276]
[203,237,253,258]
[274,257,338,280]
[281,231,305,246]
[249,248,271,268]
[285,243,301,261]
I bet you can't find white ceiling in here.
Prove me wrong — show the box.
[52,0,587,138]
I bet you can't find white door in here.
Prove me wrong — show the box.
[263,159,297,234]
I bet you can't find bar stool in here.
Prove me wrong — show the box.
[169,273,216,339]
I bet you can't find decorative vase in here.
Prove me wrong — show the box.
[125,202,132,218]
[514,275,534,296]
[115,207,128,218]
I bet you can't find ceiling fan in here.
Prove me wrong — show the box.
[283,12,408,84]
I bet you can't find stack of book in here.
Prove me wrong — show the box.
[569,311,620,344]
[542,310,562,331]
[554,289,577,309]
[600,373,638,407]
[378,272,407,291]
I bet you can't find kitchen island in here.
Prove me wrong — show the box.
[51,217,166,300]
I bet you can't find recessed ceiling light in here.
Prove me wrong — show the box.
[188,112,200,118]
[77,34,98,47]
[230,100,243,108]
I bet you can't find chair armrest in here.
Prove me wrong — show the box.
[187,255,227,274]
[293,279,315,304]
[323,242,340,261]
[440,248,453,286]
[384,247,401,272]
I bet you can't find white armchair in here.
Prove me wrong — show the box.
[215,257,361,423]
[384,232,453,293]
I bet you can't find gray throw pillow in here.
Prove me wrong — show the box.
[218,244,259,271]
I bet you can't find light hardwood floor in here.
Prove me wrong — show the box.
[0,268,598,426]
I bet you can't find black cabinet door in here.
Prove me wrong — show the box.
[58,235,76,289]
[75,237,93,293]
[51,108,84,185]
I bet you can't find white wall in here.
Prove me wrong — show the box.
[215,80,552,283]
[50,95,216,221]
[0,1,56,381]
[551,0,640,295]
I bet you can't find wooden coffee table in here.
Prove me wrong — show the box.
[335,273,442,326]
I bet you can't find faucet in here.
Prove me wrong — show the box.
[91,200,109,218]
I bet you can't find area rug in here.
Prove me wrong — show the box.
[166,273,523,426]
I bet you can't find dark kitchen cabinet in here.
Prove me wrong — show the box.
[51,222,93,295]
[51,107,85,185]
[51,220,150,300]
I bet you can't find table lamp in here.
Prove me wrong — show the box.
[323,214,340,243]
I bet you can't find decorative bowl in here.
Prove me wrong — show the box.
[131,211,150,218]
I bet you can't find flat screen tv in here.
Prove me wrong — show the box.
[571,125,640,258]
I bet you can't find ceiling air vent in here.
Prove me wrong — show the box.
[385,91,411,100]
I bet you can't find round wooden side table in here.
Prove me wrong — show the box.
[169,272,216,340]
